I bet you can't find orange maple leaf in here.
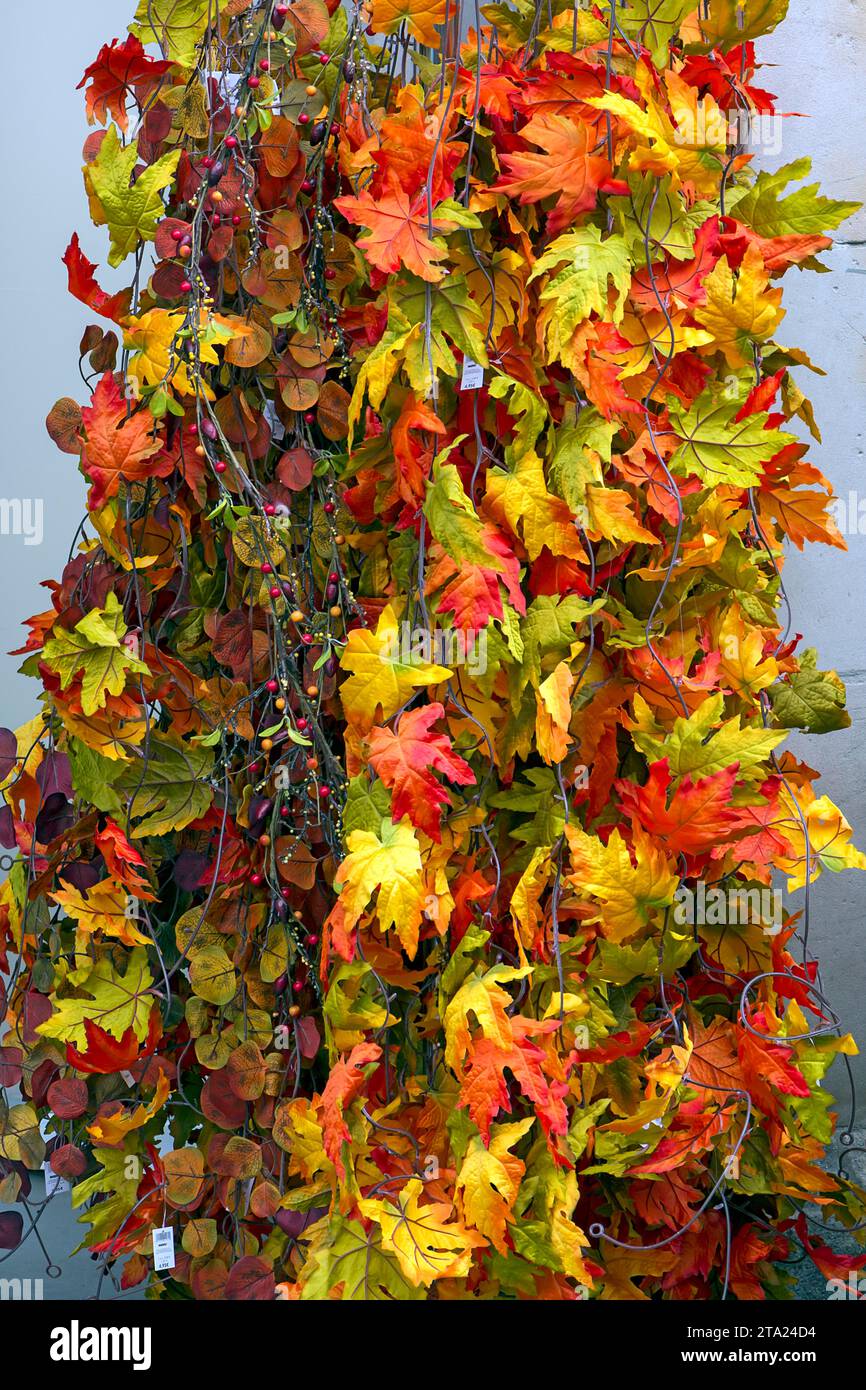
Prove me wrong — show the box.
[80,372,168,507]
[368,702,475,841]
[333,187,453,282]
[493,113,611,234]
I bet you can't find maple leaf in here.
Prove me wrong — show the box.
[367,0,449,48]
[666,389,797,489]
[131,0,229,67]
[50,880,150,947]
[333,186,453,283]
[63,234,132,322]
[321,1042,381,1182]
[565,820,679,943]
[367,702,475,841]
[114,736,215,836]
[80,372,167,506]
[616,760,743,857]
[694,244,785,368]
[535,661,575,766]
[84,125,181,267]
[37,947,154,1050]
[494,113,611,234]
[41,591,149,717]
[456,1118,533,1253]
[486,452,586,562]
[358,1179,487,1286]
[460,1017,568,1142]
[300,1213,425,1301]
[87,1069,170,1146]
[443,963,531,1072]
[529,227,631,370]
[333,817,427,957]
[123,308,232,397]
[424,458,500,569]
[339,604,451,735]
[79,35,172,134]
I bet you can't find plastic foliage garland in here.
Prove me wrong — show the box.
[1,0,865,1302]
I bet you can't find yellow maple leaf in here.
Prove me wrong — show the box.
[775,783,866,892]
[123,309,234,399]
[443,962,530,1070]
[565,821,678,943]
[715,606,779,697]
[511,846,554,961]
[486,452,586,561]
[585,485,657,545]
[535,662,575,766]
[50,880,151,947]
[456,1118,534,1253]
[86,1069,170,1146]
[339,603,451,734]
[366,0,449,49]
[695,244,785,368]
[334,816,427,957]
[358,1178,487,1286]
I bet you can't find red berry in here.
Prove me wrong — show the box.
[269,585,281,599]
[264,503,276,516]
[248,75,261,89]
[225,135,238,150]
[319,53,331,64]
[215,460,227,473]
[305,933,319,948]
[266,679,279,694]
[261,562,273,575]
[301,178,315,192]
[304,411,316,425]
[171,228,183,242]
[292,979,304,994]
[298,112,309,125]
[329,571,339,582]
[280,807,290,819]
[297,717,308,731]
[323,501,335,515]
[325,268,336,281]
[276,3,289,12]
[320,786,331,798]
[250,872,264,887]
[202,155,215,170]
[213,215,221,226]
[180,279,192,292]
[301,633,313,646]
[259,59,270,72]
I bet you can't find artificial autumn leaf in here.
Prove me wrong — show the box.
[63,234,132,322]
[131,0,229,66]
[37,948,155,1050]
[333,186,455,283]
[367,0,448,47]
[494,114,611,234]
[79,35,172,134]
[50,880,150,947]
[694,244,785,368]
[84,125,181,267]
[616,760,743,857]
[332,817,426,957]
[41,592,149,717]
[358,1179,487,1286]
[455,1118,533,1253]
[368,702,475,840]
[339,604,451,734]
[80,372,167,505]
[566,821,679,944]
[667,390,797,489]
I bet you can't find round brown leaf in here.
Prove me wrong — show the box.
[317,380,351,440]
[225,1254,275,1301]
[46,398,83,454]
[163,1147,206,1208]
[47,1077,89,1120]
[226,1040,266,1101]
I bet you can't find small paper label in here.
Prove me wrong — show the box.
[152,1226,176,1272]
[121,1070,136,1087]
[460,356,484,391]
[43,1163,70,1196]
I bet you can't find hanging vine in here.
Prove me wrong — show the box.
[1,0,865,1301]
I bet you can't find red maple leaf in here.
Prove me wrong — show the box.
[616,759,742,856]
[63,234,132,323]
[78,35,172,134]
[368,702,475,841]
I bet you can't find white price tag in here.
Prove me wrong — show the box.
[460,356,485,391]
[152,1226,176,1272]
[121,1070,136,1087]
[43,1163,70,1196]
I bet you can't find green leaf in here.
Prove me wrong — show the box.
[115,736,215,836]
[617,0,693,67]
[634,693,787,780]
[529,226,631,365]
[37,948,154,1049]
[668,390,797,489]
[42,592,149,716]
[695,0,790,46]
[769,650,851,733]
[425,459,499,568]
[86,126,181,267]
[343,776,392,837]
[732,159,860,238]
[301,1214,425,1301]
[189,945,238,1006]
[131,0,229,67]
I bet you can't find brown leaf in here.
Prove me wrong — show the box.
[46,398,83,454]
